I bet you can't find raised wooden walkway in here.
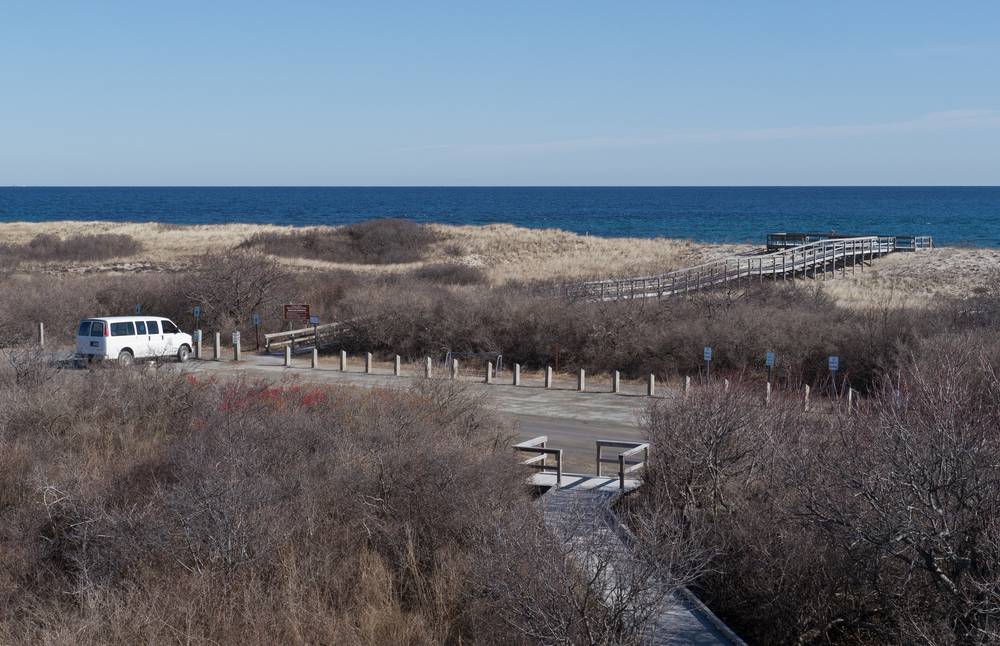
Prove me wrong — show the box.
[521,439,745,645]
[561,234,932,301]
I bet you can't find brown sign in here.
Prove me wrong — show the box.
[283,303,311,321]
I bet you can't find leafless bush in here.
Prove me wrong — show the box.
[187,250,293,333]
[635,334,1000,644]
[238,219,442,264]
[413,262,488,285]
[0,233,143,264]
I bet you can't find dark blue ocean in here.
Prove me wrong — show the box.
[1,187,998,246]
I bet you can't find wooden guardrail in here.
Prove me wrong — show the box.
[596,440,650,490]
[560,235,907,302]
[514,435,564,484]
[263,321,345,352]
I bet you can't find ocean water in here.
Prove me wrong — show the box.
[1,187,998,246]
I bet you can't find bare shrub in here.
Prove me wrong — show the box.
[187,250,293,333]
[413,262,488,285]
[238,219,442,265]
[0,233,143,264]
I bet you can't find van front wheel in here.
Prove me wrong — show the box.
[177,345,191,363]
[117,349,134,366]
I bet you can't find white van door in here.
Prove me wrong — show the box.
[145,320,167,357]
[160,319,181,355]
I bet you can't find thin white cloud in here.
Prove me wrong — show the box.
[397,109,1000,154]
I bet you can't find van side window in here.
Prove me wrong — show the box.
[91,321,105,337]
[135,321,147,335]
[110,322,135,336]
[147,321,159,334]
[78,321,93,336]
[161,320,179,334]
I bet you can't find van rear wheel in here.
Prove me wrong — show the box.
[117,349,134,366]
[177,345,191,363]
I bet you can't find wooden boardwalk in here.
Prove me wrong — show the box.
[538,474,744,645]
[560,234,931,301]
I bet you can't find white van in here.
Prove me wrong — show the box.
[75,316,194,365]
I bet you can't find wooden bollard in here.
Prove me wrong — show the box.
[394,355,401,376]
[232,333,241,362]
[213,332,221,360]
[612,370,620,394]
[284,346,292,367]
[683,376,691,397]
[37,322,45,348]
[804,384,811,412]
[577,368,586,392]
[425,356,432,378]
[486,361,493,384]
[194,330,203,359]
[765,381,771,406]
[451,358,459,380]
[311,348,318,369]
[647,374,656,397]
[847,387,855,413]
[340,350,347,371]
[545,366,553,389]
[513,363,521,386]
[365,352,373,374]
[723,378,730,392]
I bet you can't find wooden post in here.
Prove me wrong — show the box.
[804,384,811,412]
[765,381,771,406]
[513,363,521,386]
[425,356,432,378]
[394,355,401,376]
[194,330,202,359]
[340,350,347,371]
[545,366,553,389]
[284,346,292,367]
[37,322,45,348]
[365,352,372,374]
[577,368,586,392]
[451,358,459,380]
[486,361,493,384]
[683,376,691,397]
[612,370,620,394]
[213,332,221,360]
[847,387,855,413]
[232,334,241,362]
[647,374,656,397]
[311,347,318,369]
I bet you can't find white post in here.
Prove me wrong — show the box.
[311,347,318,369]
[612,370,620,394]
[545,366,553,389]
[847,387,855,413]
[804,384,811,412]
[194,330,202,359]
[340,350,347,371]
[723,378,730,392]
[284,346,292,367]
[765,381,771,406]
[451,358,459,380]
[37,322,45,348]
[365,352,373,374]
[486,361,493,384]
[683,376,691,397]
[647,374,656,397]
[232,333,241,362]
[513,363,521,386]
[425,356,432,378]
[578,368,586,392]
[213,332,221,361]
[394,355,401,376]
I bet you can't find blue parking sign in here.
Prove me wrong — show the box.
[193,305,201,318]
[703,346,712,362]
[828,355,839,371]
[252,312,261,326]
[765,351,775,367]
[309,315,319,325]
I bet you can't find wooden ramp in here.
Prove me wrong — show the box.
[539,476,744,645]
[560,234,930,301]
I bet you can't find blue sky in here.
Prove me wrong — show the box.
[1,2,998,185]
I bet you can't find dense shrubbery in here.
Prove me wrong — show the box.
[634,334,1000,644]
[2,361,687,643]
[0,233,143,264]
[238,219,442,264]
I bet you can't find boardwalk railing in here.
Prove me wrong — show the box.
[561,235,906,301]
[263,321,345,352]
[596,440,650,489]
[514,436,564,484]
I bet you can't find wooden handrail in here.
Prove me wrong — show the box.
[514,436,563,484]
[596,440,650,489]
